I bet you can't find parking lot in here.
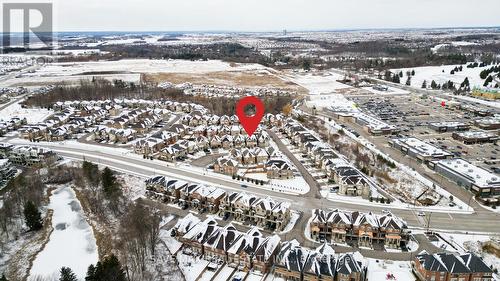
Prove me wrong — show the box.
[346,93,500,173]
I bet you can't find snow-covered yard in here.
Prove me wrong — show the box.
[176,252,209,281]
[0,100,53,123]
[28,186,98,280]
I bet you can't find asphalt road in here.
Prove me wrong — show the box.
[13,141,499,234]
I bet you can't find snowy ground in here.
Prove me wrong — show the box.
[176,252,209,281]
[391,63,498,90]
[28,185,98,280]
[285,72,352,95]
[0,100,53,123]
[25,59,268,77]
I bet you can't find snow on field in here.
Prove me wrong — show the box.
[360,85,410,95]
[116,173,147,201]
[306,93,358,110]
[391,63,495,90]
[268,176,310,194]
[27,59,268,77]
[160,229,183,254]
[366,259,415,281]
[176,252,209,281]
[29,186,98,280]
[286,72,351,95]
[0,100,53,123]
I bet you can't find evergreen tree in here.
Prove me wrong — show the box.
[82,160,100,187]
[398,71,403,78]
[392,74,400,84]
[431,80,438,89]
[421,80,427,89]
[405,76,411,86]
[484,75,494,87]
[24,201,43,231]
[86,255,126,281]
[461,77,470,88]
[0,274,7,281]
[411,69,415,76]
[101,167,119,198]
[60,267,77,281]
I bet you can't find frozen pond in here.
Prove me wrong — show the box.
[29,186,98,280]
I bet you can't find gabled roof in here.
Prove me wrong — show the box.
[227,227,263,256]
[204,223,242,252]
[459,253,493,273]
[276,240,310,272]
[336,253,363,275]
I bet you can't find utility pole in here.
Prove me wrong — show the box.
[426,212,432,233]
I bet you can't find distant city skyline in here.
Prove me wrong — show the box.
[2,0,500,32]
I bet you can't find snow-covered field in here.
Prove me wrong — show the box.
[391,63,497,89]
[26,59,268,77]
[0,100,53,123]
[286,72,352,95]
[28,186,98,280]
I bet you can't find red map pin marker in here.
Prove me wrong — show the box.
[236,96,265,137]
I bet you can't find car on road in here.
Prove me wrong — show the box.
[241,184,248,188]
[417,211,425,217]
[382,209,390,214]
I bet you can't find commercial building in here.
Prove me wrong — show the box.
[429,122,470,132]
[390,137,452,164]
[431,158,500,197]
[452,131,498,144]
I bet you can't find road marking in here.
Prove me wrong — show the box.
[448,213,454,220]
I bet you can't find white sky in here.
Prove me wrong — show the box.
[2,0,500,32]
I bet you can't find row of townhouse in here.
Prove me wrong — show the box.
[183,83,295,98]
[133,130,179,156]
[181,112,284,128]
[174,215,281,273]
[0,143,58,167]
[414,251,494,281]
[172,214,366,281]
[103,109,167,131]
[19,108,107,141]
[0,117,27,136]
[133,111,282,157]
[54,99,206,115]
[92,126,137,144]
[157,130,271,162]
[275,240,366,281]
[145,175,291,231]
[309,209,409,249]
[219,191,291,230]
[213,148,294,179]
[282,121,375,198]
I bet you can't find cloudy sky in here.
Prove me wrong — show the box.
[4,0,500,32]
